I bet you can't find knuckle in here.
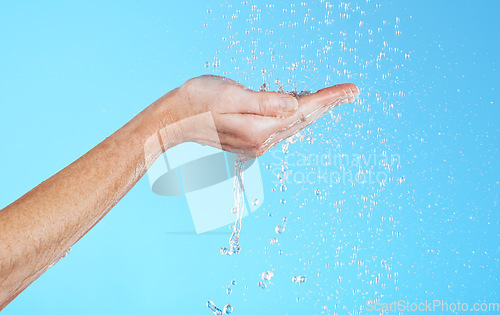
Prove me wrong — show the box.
[180,77,200,95]
[256,92,268,115]
[219,82,234,97]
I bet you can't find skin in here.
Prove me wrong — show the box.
[0,75,359,309]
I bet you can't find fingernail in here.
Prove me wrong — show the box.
[280,97,298,112]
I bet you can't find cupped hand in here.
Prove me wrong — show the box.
[171,75,359,157]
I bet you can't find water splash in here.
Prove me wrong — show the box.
[275,131,305,193]
[207,300,222,315]
[261,270,274,281]
[48,247,72,268]
[292,275,307,284]
[223,304,233,314]
[275,216,288,234]
[221,156,245,256]
[202,1,412,312]
[207,300,233,315]
[275,225,285,234]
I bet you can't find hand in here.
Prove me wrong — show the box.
[165,75,359,157]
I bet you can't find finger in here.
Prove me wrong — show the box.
[215,82,360,156]
[222,89,299,118]
[277,83,359,134]
[196,75,297,117]
[258,83,360,153]
[215,89,346,154]
[297,83,359,113]
[225,83,357,118]
[257,91,299,117]
[226,83,360,134]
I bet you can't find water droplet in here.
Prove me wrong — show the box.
[315,189,321,195]
[270,237,278,245]
[207,300,222,315]
[258,281,267,289]
[292,275,307,284]
[275,225,285,234]
[226,288,232,295]
[261,270,274,281]
[62,247,71,258]
[48,247,72,268]
[231,280,237,285]
[280,183,287,192]
[223,304,233,314]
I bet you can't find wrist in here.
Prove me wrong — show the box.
[126,88,187,161]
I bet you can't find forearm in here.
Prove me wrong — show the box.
[0,89,181,307]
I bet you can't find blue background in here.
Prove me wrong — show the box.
[0,0,498,314]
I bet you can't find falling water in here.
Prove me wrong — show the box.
[202,1,414,313]
[221,156,245,256]
[207,300,233,315]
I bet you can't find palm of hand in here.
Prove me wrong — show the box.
[174,75,359,157]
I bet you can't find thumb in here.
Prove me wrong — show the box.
[257,92,299,117]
